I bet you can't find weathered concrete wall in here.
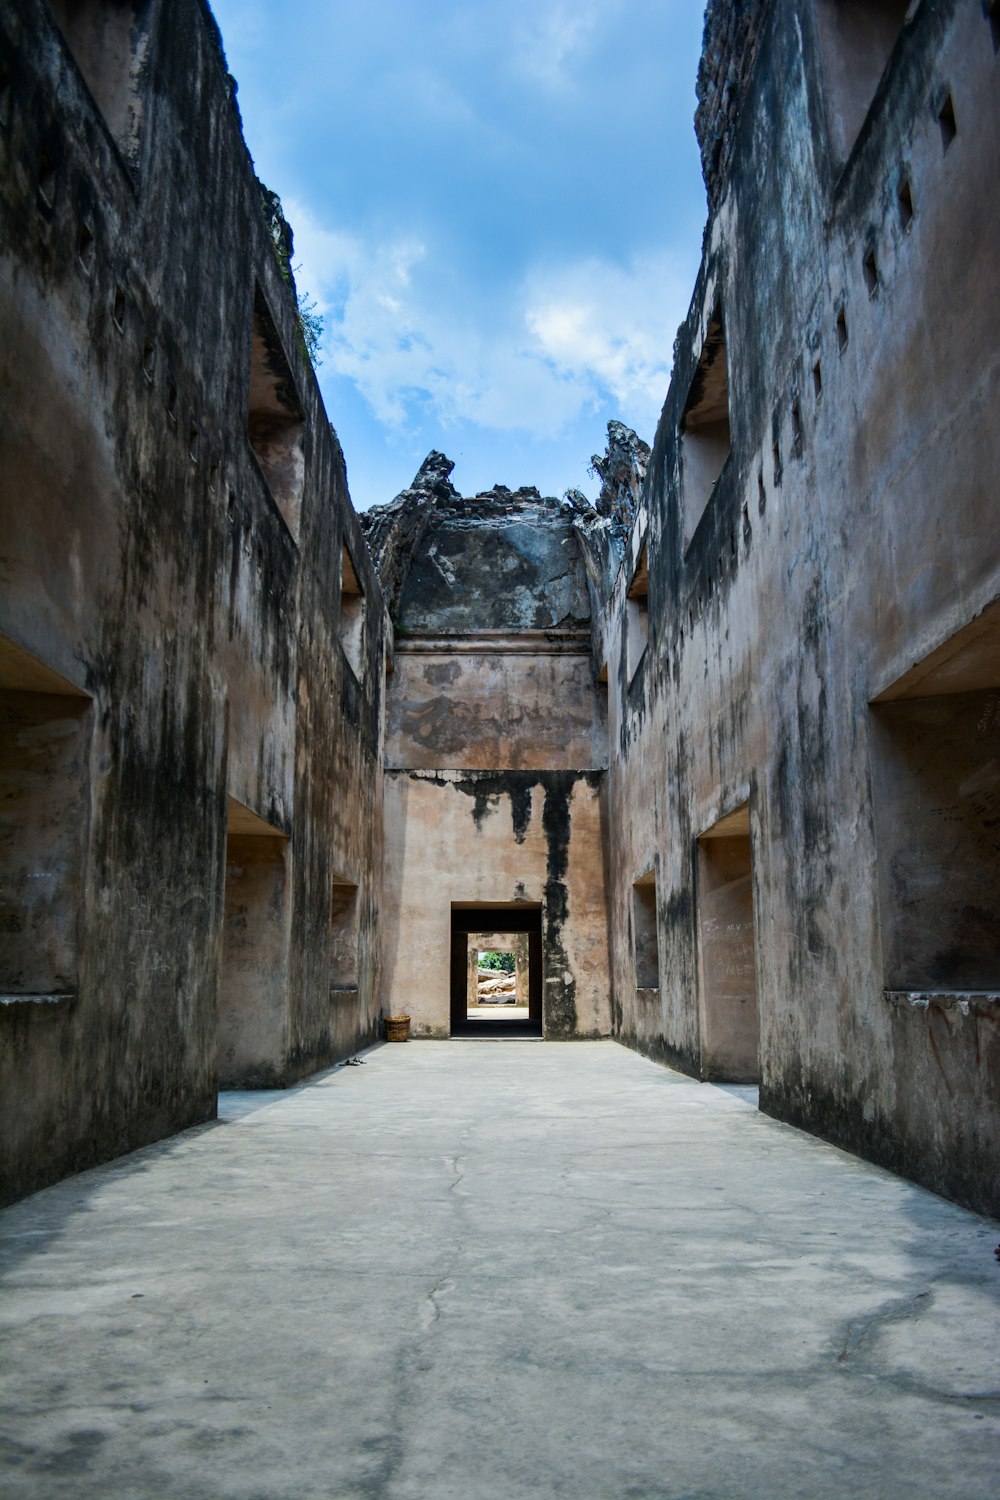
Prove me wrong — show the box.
[597,0,1000,1214]
[378,481,611,1039]
[381,771,610,1038]
[0,0,387,1203]
[386,646,605,771]
[396,504,591,634]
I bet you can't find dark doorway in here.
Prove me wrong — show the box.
[450,905,543,1037]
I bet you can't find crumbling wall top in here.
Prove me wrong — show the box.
[695,0,770,213]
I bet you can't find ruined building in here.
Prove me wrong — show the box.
[1,0,997,1217]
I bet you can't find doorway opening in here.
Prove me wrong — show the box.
[219,796,290,1087]
[450,905,542,1036]
[696,803,760,1082]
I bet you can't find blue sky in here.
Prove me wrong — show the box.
[210,0,709,510]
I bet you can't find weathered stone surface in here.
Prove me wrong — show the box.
[0,0,387,1203]
[359,451,459,618]
[694,0,769,211]
[601,0,1000,1216]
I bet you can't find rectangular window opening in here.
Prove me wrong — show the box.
[247,287,305,540]
[871,599,1000,994]
[790,400,803,457]
[48,0,149,165]
[329,878,360,995]
[680,304,731,549]
[813,0,910,164]
[863,248,879,298]
[626,545,649,683]
[0,636,91,1004]
[340,542,365,680]
[632,870,660,991]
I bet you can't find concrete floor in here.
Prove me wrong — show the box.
[1,1041,998,1500]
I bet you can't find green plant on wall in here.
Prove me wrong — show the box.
[258,179,325,369]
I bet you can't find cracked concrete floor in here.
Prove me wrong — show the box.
[1,1040,998,1500]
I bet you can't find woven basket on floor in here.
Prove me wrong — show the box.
[384,1015,411,1042]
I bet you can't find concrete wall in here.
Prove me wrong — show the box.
[380,490,611,1039]
[0,0,387,1203]
[382,771,610,1038]
[594,0,1000,1214]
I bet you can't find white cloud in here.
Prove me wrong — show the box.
[286,198,692,442]
[507,0,612,92]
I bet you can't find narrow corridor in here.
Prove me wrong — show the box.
[1,1041,997,1499]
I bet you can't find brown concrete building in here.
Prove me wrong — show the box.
[1,0,997,1219]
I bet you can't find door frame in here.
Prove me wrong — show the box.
[450,904,543,1037]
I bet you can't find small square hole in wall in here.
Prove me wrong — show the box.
[898,179,914,231]
[863,249,879,298]
[141,338,155,383]
[937,92,957,150]
[112,285,125,331]
[38,151,55,207]
[165,382,177,426]
[757,469,766,514]
[813,359,823,401]
[76,221,95,274]
[836,307,849,353]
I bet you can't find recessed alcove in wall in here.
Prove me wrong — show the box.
[681,307,730,549]
[329,877,359,996]
[696,804,760,1082]
[632,869,659,992]
[626,547,649,683]
[871,602,1000,993]
[49,0,150,164]
[0,636,91,1002]
[813,0,909,164]
[247,288,305,539]
[340,543,365,681]
[219,796,290,1087]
